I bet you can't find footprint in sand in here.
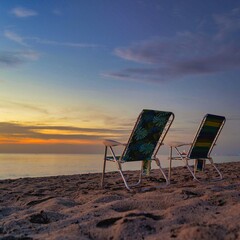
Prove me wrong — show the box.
[96,212,162,228]
[29,210,65,224]
[96,217,122,228]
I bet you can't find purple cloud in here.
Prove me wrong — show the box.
[108,40,240,82]
[104,9,240,83]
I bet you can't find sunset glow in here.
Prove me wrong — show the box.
[0,0,240,154]
[0,137,101,145]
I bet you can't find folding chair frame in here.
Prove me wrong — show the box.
[168,114,226,182]
[101,111,174,191]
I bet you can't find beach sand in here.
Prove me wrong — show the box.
[0,161,239,240]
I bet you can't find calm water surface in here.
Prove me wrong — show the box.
[0,154,239,180]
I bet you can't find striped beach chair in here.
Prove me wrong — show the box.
[168,114,226,182]
[101,109,174,191]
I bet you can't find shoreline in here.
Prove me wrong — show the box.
[0,161,239,239]
[0,154,239,181]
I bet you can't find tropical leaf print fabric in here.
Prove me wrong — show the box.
[122,110,172,162]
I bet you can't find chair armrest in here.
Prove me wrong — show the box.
[167,141,192,148]
[103,139,126,147]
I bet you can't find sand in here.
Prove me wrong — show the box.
[0,161,239,240]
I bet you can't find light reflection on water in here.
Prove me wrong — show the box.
[0,154,239,180]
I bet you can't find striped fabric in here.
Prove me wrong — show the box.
[189,114,225,159]
[122,109,173,162]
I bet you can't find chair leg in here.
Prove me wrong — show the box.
[168,147,173,182]
[193,158,222,181]
[101,146,107,188]
[116,162,132,191]
[184,159,200,182]
[155,158,169,185]
[129,163,143,187]
[184,158,222,182]
[209,158,223,180]
[181,156,199,182]
[174,147,200,182]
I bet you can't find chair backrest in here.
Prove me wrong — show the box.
[188,114,226,159]
[121,109,174,162]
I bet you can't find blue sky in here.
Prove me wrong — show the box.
[0,0,240,155]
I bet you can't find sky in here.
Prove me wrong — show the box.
[0,0,240,155]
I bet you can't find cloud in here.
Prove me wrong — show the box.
[0,50,40,68]
[18,50,41,60]
[0,99,48,115]
[1,31,42,68]
[4,30,100,49]
[4,30,28,46]
[10,7,38,18]
[114,32,216,65]
[0,51,23,68]
[104,36,240,83]
[104,9,240,83]
[0,122,128,141]
[213,8,240,39]
[31,38,100,48]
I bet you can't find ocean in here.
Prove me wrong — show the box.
[0,154,239,180]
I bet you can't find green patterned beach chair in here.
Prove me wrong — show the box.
[168,114,226,182]
[101,109,174,191]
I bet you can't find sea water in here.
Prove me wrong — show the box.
[0,154,238,180]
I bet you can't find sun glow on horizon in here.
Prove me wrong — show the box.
[0,1,239,154]
[0,137,101,145]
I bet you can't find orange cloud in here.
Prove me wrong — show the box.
[0,121,129,153]
[0,137,101,145]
